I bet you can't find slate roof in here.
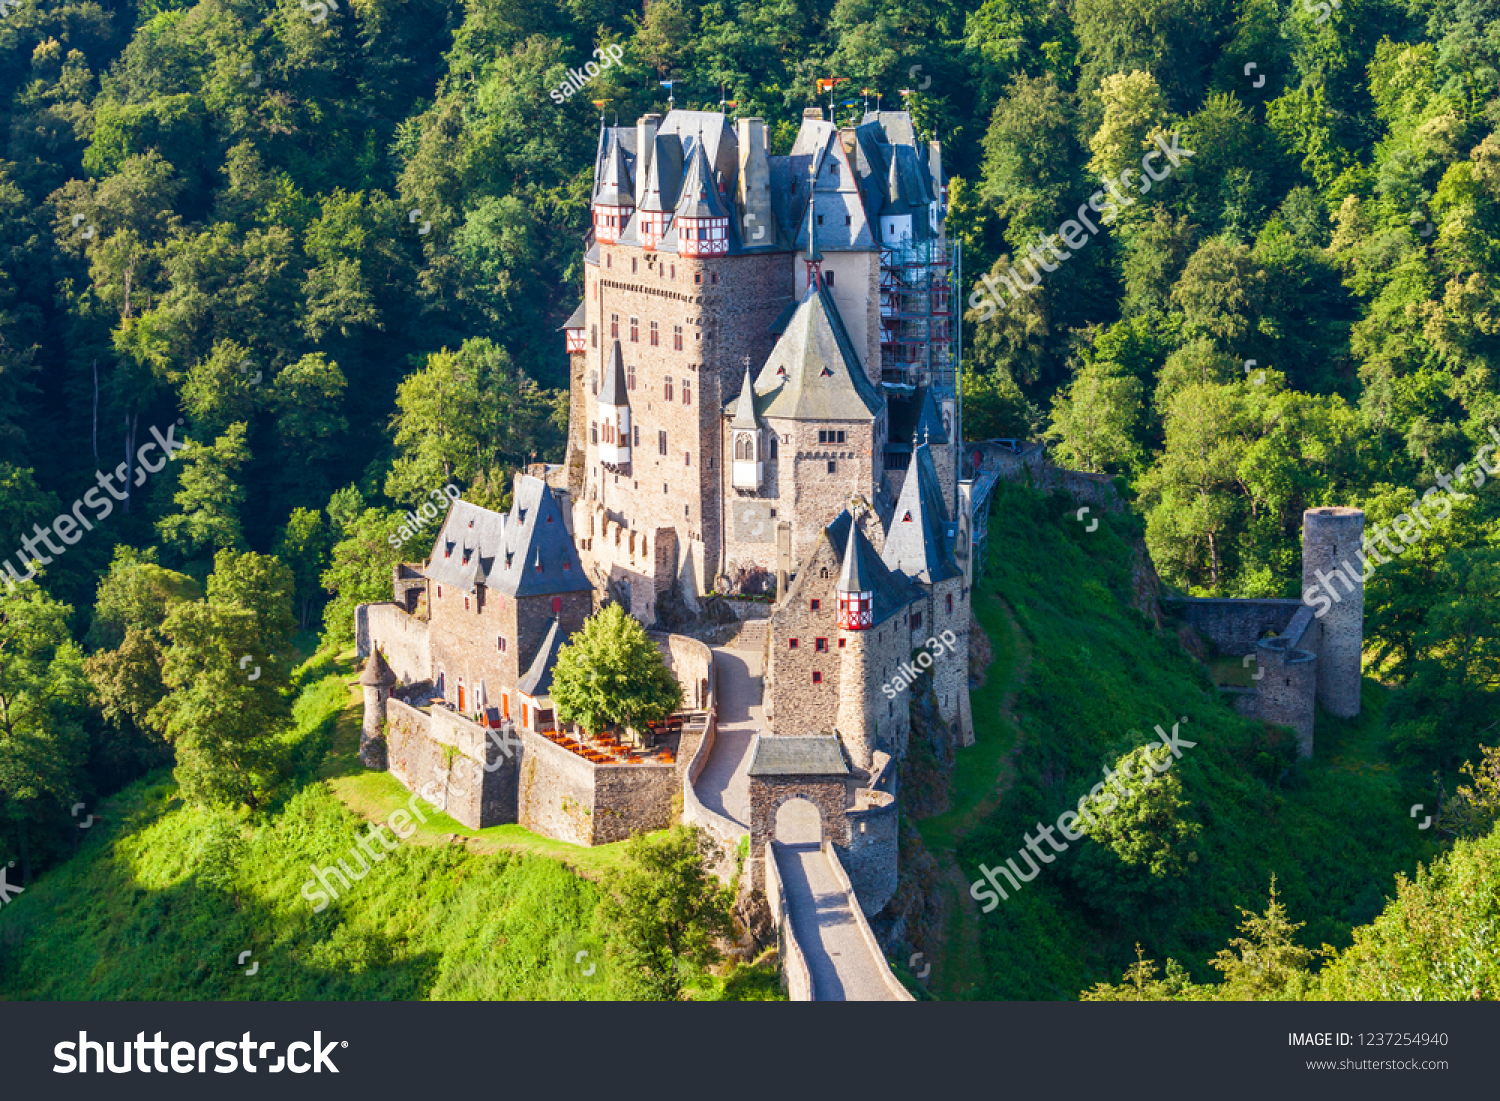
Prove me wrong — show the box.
[594,132,634,207]
[359,650,397,687]
[886,385,948,448]
[728,367,759,429]
[882,442,961,585]
[559,300,586,331]
[426,479,592,599]
[824,510,918,627]
[600,340,628,405]
[517,618,566,698]
[754,288,883,422]
[675,132,731,219]
[746,734,849,777]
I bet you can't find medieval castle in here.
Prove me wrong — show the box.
[355,106,970,916]
[352,106,1366,946]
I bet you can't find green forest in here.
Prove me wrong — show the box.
[0,0,1497,1000]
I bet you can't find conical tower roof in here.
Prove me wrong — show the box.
[595,133,634,207]
[675,131,729,218]
[729,366,759,430]
[360,649,397,687]
[600,340,628,405]
[837,518,870,593]
[882,441,961,584]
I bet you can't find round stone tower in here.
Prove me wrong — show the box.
[359,650,397,770]
[1255,636,1317,757]
[1301,507,1365,718]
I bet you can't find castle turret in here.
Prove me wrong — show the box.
[1302,507,1365,718]
[674,131,729,257]
[598,340,631,471]
[836,520,876,768]
[591,131,633,243]
[729,366,762,490]
[359,649,397,769]
[836,519,872,630]
[1256,636,1317,757]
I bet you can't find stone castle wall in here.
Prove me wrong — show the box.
[1166,597,1303,657]
[385,699,517,829]
[583,243,793,599]
[358,603,432,687]
[843,791,899,915]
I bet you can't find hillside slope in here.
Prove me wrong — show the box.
[921,482,1443,999]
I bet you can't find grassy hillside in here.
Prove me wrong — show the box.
[918,481,1444,999]
[0,653,778,1001]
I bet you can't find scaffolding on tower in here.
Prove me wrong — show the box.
[879,237,959,396]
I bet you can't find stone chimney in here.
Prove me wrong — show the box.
[803,107,824,121]
[736,116,773,248]
[636,113,661,207]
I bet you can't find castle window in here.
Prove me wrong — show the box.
[591,324,597,348]
[810,599,820,611]
[664,377,674,401]
[827,460,837,474]
[631,257,637,273]
[670,264,675,279]
[817,430,846,444]
[436,586,442,598]
[824,271,834,287]
[591,370,598,396]
[685,451,691,467]
[947,593,954,614]
[789,639,798,649]
[633,425,640,447]
[606,253,611,268]
[591,422,597,444]
[845,215,851,226]
[694,273,702,284]
[464,596,470,611]
[812,671,822,684]
[912,612,922,629]
[610,314,619,338]
[650,320,659,346]
[673,325,683,351]
[838,638,846,648]
[627,364,636,390]
[770,438,778,459]
[535,558,543,573]
[820,567,828,578]
[711,273,719,285]
[682,380,691,405]
[815,638,827,652]
[658,430,667,455]
[498,637,507,652]
[817,214,824,225]
[553,597,562,615]
[630,316,639,342]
